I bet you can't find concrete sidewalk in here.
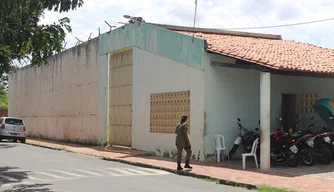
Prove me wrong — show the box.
[26,139,334,192]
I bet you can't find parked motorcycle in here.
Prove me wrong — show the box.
[290,116,316,166]
[257,117,299,167]
[302,116,332,164]
[229,118,259,159]
[321,127,334,160]
[271,127,299,167]
[291,133,316,166]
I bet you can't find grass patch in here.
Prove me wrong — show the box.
[201,178,220,184]
[256,185,296,192]
[27,134,98,146]
[26,141,65,151]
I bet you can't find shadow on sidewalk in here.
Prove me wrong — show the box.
[97,145,154,157]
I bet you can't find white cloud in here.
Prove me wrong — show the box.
[40,0,334,49]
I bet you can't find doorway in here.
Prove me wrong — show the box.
[281,94,297,132]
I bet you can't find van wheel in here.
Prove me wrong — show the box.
[21,139,26,143]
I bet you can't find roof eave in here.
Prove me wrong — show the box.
[148,23,282,40]
[209,51,334,78]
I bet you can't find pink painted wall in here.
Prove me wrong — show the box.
[8,39,99,144]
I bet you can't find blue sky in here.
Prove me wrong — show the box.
[40,0,334,49]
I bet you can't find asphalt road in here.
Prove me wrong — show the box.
[0,142,250,192]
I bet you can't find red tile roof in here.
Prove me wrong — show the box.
[176,31,334,74]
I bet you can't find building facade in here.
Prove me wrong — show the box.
[9,22,334,164]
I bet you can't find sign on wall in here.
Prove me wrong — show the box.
[300,93,318,114]
[150,90,190,134]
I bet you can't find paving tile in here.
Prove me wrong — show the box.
[27,139,334,192]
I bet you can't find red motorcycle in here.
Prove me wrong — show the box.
[256,118,299,167]
[270,127,299,167]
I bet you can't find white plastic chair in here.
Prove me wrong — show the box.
[242,138,259,170]
[212,134,229,162]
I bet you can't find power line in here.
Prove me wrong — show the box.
[222,17,334,30]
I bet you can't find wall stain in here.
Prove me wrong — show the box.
[156,148,161,155]
[163,150,170,158]
[170,149,177,158]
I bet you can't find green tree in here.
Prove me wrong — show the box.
[0,74,9,108]
[0,84,8,108]
[0,0,84,75]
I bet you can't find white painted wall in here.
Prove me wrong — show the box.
[8,39,99,144]
[204,53,334,157]
[203,54,261,156]
[271,75,334,131]
[132,47,205,160]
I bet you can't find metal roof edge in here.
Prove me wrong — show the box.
[148,23,282,40]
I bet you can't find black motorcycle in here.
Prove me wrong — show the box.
[290,117,316,166]
[321,126,334,160]
[257,117,299,167]
[303,117,332,164]
[229,118,259,159]
[270,129,299,167]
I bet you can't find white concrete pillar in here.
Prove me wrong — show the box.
[260,72,271,170]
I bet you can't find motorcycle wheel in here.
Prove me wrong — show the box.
[318,145,332,164]
[285,151,298,167]
[228,144,239,159]
[327,145,334,161]
[299,147,316,166]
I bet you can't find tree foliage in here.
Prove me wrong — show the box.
[0,74,8,108]
[0,0,84,75]
[0,74,9,108]
[0,84,8,108]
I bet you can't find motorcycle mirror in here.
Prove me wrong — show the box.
[279,117,282,121]
[255,128,259,131]
[237,118,240,122]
